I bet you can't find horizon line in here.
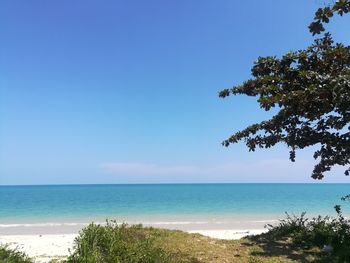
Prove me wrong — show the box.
[1,182,349,187]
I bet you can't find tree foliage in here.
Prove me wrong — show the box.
[219,1,350,179]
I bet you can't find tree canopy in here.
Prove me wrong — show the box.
[219,0,350,179]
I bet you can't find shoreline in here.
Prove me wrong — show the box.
[0,215,279,235]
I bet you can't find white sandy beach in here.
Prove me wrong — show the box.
[0,234,76,263]
[0,229,266,263]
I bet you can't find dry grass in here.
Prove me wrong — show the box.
[141,227,333,263]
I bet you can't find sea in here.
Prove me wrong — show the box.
[1,183,349,234]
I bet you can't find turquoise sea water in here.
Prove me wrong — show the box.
[1,184,349,225]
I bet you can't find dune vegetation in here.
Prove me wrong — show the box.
[2,208,349,263]
[0,245,32,263]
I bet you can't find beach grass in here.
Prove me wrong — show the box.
[63,221,332,263]
[135,227,332,263]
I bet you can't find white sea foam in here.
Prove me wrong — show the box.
[0,218,280,228]
[0,221,206,228]
[0,222,89,228]
[251,219,279,223]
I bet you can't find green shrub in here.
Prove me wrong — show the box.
[0,245,32,263]
[66,220,168,263]
[307,215,335,247]
[264,212,309,243]
[264,203,350,262]
[331,205,350,262]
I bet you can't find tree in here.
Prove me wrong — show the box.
[219,1,350,179]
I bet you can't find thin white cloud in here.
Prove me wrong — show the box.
[101,159,314,178]
[101,162,200,175]
[100,159,350,182]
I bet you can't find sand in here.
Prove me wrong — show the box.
[0,229,266,263]
[189,229,267,240]
[0,234,76,263]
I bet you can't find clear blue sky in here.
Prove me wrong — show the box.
[1,0,349,184]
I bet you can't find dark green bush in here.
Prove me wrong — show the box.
[307,215,335,248]
[66,220,168,263]
[0,245,32,263]
[331,205,350,263]
[264,212,309,243]
[264,204,350,262]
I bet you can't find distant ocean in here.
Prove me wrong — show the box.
[1,184,349,233]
